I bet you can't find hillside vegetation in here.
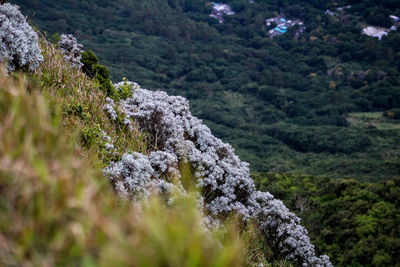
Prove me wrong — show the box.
[254,173,400,266]
[2,2,400,266]
[14,0,400,181]
[1,3,334,266]
[0,36,246,267]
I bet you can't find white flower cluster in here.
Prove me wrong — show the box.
[104,97,118,121]
[104,96,134,131]
[148,151,180,180]
[103,83,332,266]
[0,3,43,71]
[252,192,332,266]
[104,152,154,200]
[100,129,115,152]
[104,151,182,201]
[58,34,83,69]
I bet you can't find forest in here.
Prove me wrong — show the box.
[254,173,400,266]
[14,0,400,181]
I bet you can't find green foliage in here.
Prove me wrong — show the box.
[81,49,98,77]
[14,0,400,180]
[254,173,400,267]
[80,126,102,149]
[80,49,116,98]
[115,77,134,99]
[50,32,61,44]
[92,63,115,97]
[64,101,90,121]
[266,124,371,154]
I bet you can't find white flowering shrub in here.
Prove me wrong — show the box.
[103,96,133,131]
[148,151,180,180]
[252,191,332,266]
[103,82,333,266]
[58,34,83,69]
[104,151,184,201]
[0,3,43,71]
[103,152,154,200]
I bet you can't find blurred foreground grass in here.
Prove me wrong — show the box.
[0,65,247,266]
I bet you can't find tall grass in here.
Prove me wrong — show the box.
[30,38,149,165]
[0,65,246,266]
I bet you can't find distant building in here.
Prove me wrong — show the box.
[325,10,335,16]
[362,14,400,40]
[274,27,287,34]
[336,5,351,11]
[362,26,389,40]
[210,2,235,23]
[266,15,305,38]
[326,6,351,18]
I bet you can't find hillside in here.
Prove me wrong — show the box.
[3,2,400,266]
[13,0,400,181]
[0,3,334,266]
[0,64,246,266]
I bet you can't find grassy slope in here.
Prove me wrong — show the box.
[33,38,149,165]
[0,40,249,266]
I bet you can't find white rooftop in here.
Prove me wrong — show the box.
[362,26,389,40]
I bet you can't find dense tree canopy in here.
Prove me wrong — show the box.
[254,173,400,266]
